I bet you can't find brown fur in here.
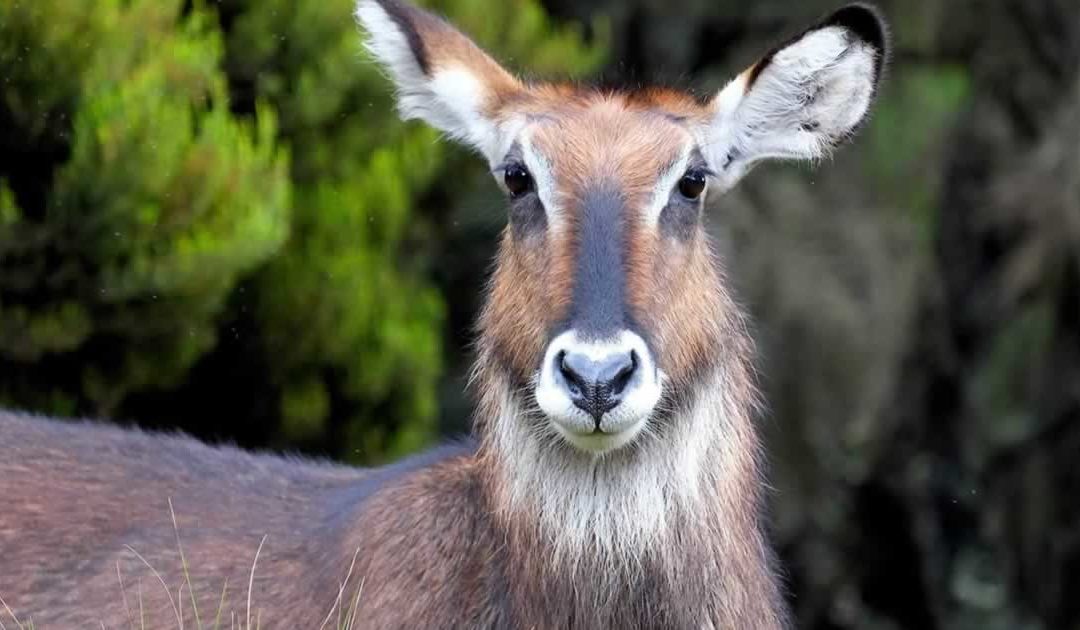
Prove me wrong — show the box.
[0,95,783,628]
[479,92,728,391]
[0,1,895,627]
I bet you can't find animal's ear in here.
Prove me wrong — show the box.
[705,4,889,191]
[355,0,523,161]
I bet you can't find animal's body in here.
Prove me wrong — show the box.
[0,1,888,628]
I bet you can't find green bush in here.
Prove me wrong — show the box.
[221,0,605,460]
[0,0,605,462]
[0,0,290,414]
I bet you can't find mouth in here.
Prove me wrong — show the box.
[549,414,649,453]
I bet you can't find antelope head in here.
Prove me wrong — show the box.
[356,0,887,455]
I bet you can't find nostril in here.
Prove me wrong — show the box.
[556,349,641,421]
[557,351,584,396]
[610,351,637,397]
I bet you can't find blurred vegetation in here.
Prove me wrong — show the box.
[538,1,1079,628]
[2,0,1078,629]
[0,0,290,415]
[0,0,603,462]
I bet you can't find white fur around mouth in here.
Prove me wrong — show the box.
[534,329,663,453]
[550,416,649,453]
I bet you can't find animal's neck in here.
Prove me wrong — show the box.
[470,365,786,628]
[475,364,763,568]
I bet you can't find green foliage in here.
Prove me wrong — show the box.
[206,0,604,461]
[0,0,289,412]
[866,64,970,247]
[0,0,605,461]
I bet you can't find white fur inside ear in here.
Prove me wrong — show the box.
[355,0,502,160]
[427,68,501,157]
[356,1,424,89]
[706,25,879,190]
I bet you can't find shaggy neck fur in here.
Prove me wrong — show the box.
[478,368,748,559]
[470,356,787,627]
[482,352,769,556]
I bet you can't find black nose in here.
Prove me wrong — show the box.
[557,350,638,426]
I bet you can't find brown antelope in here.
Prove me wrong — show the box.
[0,1,888,627]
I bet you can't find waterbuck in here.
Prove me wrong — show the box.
[0,1,888,627]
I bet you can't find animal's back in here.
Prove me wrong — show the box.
[0,409,377,627]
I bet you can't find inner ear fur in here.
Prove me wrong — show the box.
[704,3,891,190]
[745,3,890,97]
[356,0,523,157]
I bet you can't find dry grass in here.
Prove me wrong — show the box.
[0,499,367,630]
[1,591,31,629]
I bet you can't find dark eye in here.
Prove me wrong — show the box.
[504,164,534,199]
[678,170,708,201]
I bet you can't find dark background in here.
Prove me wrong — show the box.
[2,0,1078,628]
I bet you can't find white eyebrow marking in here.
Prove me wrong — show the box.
[641,145,693,228]
[491,116,529,170]
[520,131,564,231]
